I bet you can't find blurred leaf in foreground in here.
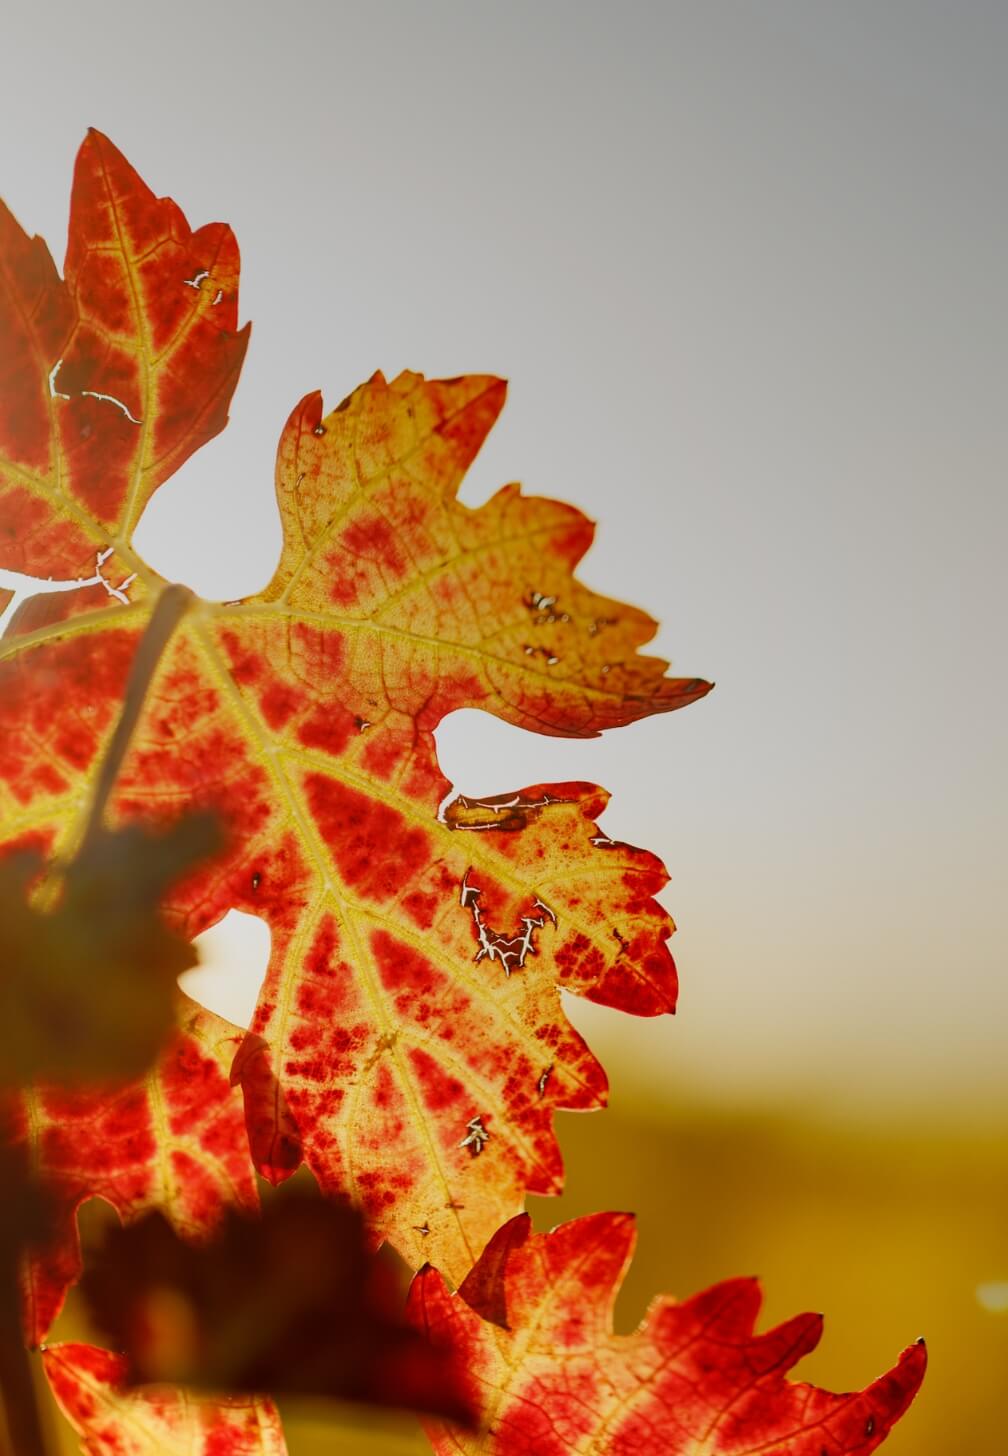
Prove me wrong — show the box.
[78,1188,473,1425]
[0,816,218,1088]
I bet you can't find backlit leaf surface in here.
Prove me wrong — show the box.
[0,128,248,582]
[0,134,710,1285]
[43,1343,287,1456]
[2,996,257,1344]
[408,1212,927,1455]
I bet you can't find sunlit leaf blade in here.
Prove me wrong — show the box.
[0,128,248,583]
[0,136,710,1291]
[409,1212,926,1455]
[1,997,257,1345]
[79,1189,473,1424]
[263,378,708,733]
[43,1343,287,1456]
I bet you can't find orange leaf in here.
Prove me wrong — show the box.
[0,129,248,583]
[408,1212,927,1455]
[2,997,257,1344]
[43,1343,287,1456]
[0,136,711,1288]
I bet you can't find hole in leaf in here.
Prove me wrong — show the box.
[179,909,270,1029]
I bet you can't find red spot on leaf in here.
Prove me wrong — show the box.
[304,774,432,901]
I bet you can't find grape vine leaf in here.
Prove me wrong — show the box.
[43,1343,287,1456]
[78,1188,473,1423]
[0,129,248,581]
[408,1212,927,1455]
[0,132,711,1285]
[1,996,257,1345]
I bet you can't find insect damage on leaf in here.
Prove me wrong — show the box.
[407,1212,927,1456]
[0,131,711,1296]
[77,1186,473,1425]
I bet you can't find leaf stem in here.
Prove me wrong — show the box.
[81,583,194,850]
[0,586,195,1451]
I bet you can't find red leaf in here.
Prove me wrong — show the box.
[0,135,711,1288]
[0,129,248,580]
[408,1212,926,1454]
[1,133,926,1456]
[2,997,257,1345]
[43,1343,287,1456]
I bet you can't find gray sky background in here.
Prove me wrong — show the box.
[1,1,1005,1123]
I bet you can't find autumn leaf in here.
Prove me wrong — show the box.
[1,995,257,1346]
[0,128,248,584]
[43,1343,287,1456]
[78,1187,472,1425]
[408,1212,927,1455]
[0,132,711,1287]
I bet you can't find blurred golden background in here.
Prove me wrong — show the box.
[46,1078,1006,1454]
